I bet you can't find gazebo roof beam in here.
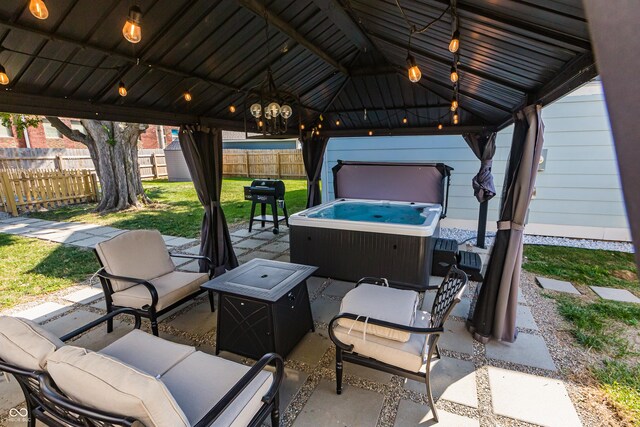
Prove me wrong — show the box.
[324,104,451,114]
[324,124,495,137]
[237,0,350,76]
[311,0,376,53]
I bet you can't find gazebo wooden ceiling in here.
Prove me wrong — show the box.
[0,0,596,136]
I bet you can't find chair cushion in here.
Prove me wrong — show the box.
[0,316,64,371]
[333,310,430,373]
[99,329,195,377]
[337,284,419,343]
[161,351,272,427]
[47,345,189,427]
[95,230,175,292]
[111,271,209,311]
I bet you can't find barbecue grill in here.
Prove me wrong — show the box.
[244,179,289,234]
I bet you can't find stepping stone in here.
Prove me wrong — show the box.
[293,379,384,427]
[230,234,243,243]
[340,358,394,383]
[253,230,277,240]
[0,372,27,414]
[307,276,328,296]
[230,228,261,238]
[42,309,101,337]
[13,302,69,323]
[164,237,197,247]
[277,368,309,412]
[590,286,640,303]
[179,260,201,272]
[488,367,581,427]
[274,254,290,263]
[322,280,355,298]
[170,255,190,267]
[288,333,331,366]
[486,332,556,371]
[536,277,580,295]
[394,399,479,426]
[83,226,121,236]
[260,241,290,254]
[62,231,96,243]
[311,297,341,325]
[515,306,538,330]
[71,236,110,248]
[403,356,478,408]
[234,238,265,250]
[167,301,216,336]
[277,233,290,243]
[63,287,104,304]
[237,251,276,264]
[439,320,474,355]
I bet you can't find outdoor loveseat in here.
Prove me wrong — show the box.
[0,309,283,427]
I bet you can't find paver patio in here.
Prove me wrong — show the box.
[0,217,587,426]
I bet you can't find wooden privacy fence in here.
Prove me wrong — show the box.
[0,148,167,180]
[223,149,305,178]
[0,169,98,216]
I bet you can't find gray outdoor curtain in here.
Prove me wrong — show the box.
[468,105,544,343]
[179,125,238,276]
[463,132,497,203]
[301,132,329,207]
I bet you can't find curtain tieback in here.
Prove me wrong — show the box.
[497,220,524,231]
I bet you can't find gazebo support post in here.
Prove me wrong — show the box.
[476,201,488,249]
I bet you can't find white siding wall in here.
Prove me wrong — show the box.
[320,82,631,241]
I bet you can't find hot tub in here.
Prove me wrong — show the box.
[289,199,442,289]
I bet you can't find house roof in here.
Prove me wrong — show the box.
[0,0,596,136]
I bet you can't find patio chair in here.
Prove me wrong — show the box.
[94,229,215,336]
[0,309,283,427]
[328,266,468,422]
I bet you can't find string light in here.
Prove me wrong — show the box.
[29,0,48,20]
[437,123,443,130]
[118,81,127,97]
[453,113,459,125]
[317,123,322,129]
[335,119,340,126]
[368,130,373,136]
[258,120,264,128]
[315,129,320,136]
[402,116,408,124]
[183,91,192,102]
[122,6,142,44]
[450,99,458,111]
[229,105,236,113]
[300,124,305,130]
[406,54,421,83]
[450,66,459,83]
[449,30,460,53]
[0,65,9,85]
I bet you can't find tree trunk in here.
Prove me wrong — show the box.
[46,117,150,213]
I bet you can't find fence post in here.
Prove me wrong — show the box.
[245,151,250,177]
[151,153,158,179]
[54,154,64,171]
[0,171,18,216]
[276,152,281,178]
[90,173,99,202]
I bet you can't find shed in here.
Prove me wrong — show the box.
[164,140,191,182]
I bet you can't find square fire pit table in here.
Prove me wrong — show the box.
[202,258,317,360]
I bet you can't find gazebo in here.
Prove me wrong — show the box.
[0,0,637,343]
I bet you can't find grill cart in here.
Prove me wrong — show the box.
[244,179,289,234]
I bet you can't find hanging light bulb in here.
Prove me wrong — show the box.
[29,0,49,20]
[315,129,320,136]
[183,91,192,102]
[258,119,264,128]
[451,99,458,111]
[266,102,281,117]
[453,113,459,125]
[437,123,443,130]
[335,119,340,126]
[280,104,292,119]
[122,6,143,44]
[250,103,262,118]
[118,81,127,97]
[229,105,236,113]
[264,110,272,120]
[450,66,459,83]
[402,117,408,124]
[406,54,421,83]
[300,124,305,130]
[368,130,373,136]
[0,65,9,86]
[449,30,460,53]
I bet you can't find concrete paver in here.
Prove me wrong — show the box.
[536,276,581,295]
[590,286,640,303]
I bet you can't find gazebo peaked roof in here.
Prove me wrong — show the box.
[0,0,595,136]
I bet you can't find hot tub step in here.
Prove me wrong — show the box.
[458,250,483,281]
[432,238,459,276]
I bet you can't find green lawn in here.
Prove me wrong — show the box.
[32,178,308,238]
[523,245,639,424]
[0,234,99,310]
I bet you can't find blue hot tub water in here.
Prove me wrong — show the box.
[307,202,430,225]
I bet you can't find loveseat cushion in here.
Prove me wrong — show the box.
[0,316,64,371]
[337,284,419,343]
[333,310,430,373]
[47,346,189,427]
[95,230,175,292]
[161,351,273,427]
[111,271,208,311]
[99,329,195,377]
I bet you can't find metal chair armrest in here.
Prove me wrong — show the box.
[194,353,284,427]
[328,313,444,351]
[97,268,159,307]
[59,308,142,342]
[169,253,213,266]
[355,276,438,291]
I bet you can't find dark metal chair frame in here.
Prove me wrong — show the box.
[0,308,284,427]
[328,266,468,423]
[94,249,216,336]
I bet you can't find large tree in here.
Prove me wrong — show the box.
[46,118,150,212]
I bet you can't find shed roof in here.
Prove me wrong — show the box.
[0,0,596,136]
